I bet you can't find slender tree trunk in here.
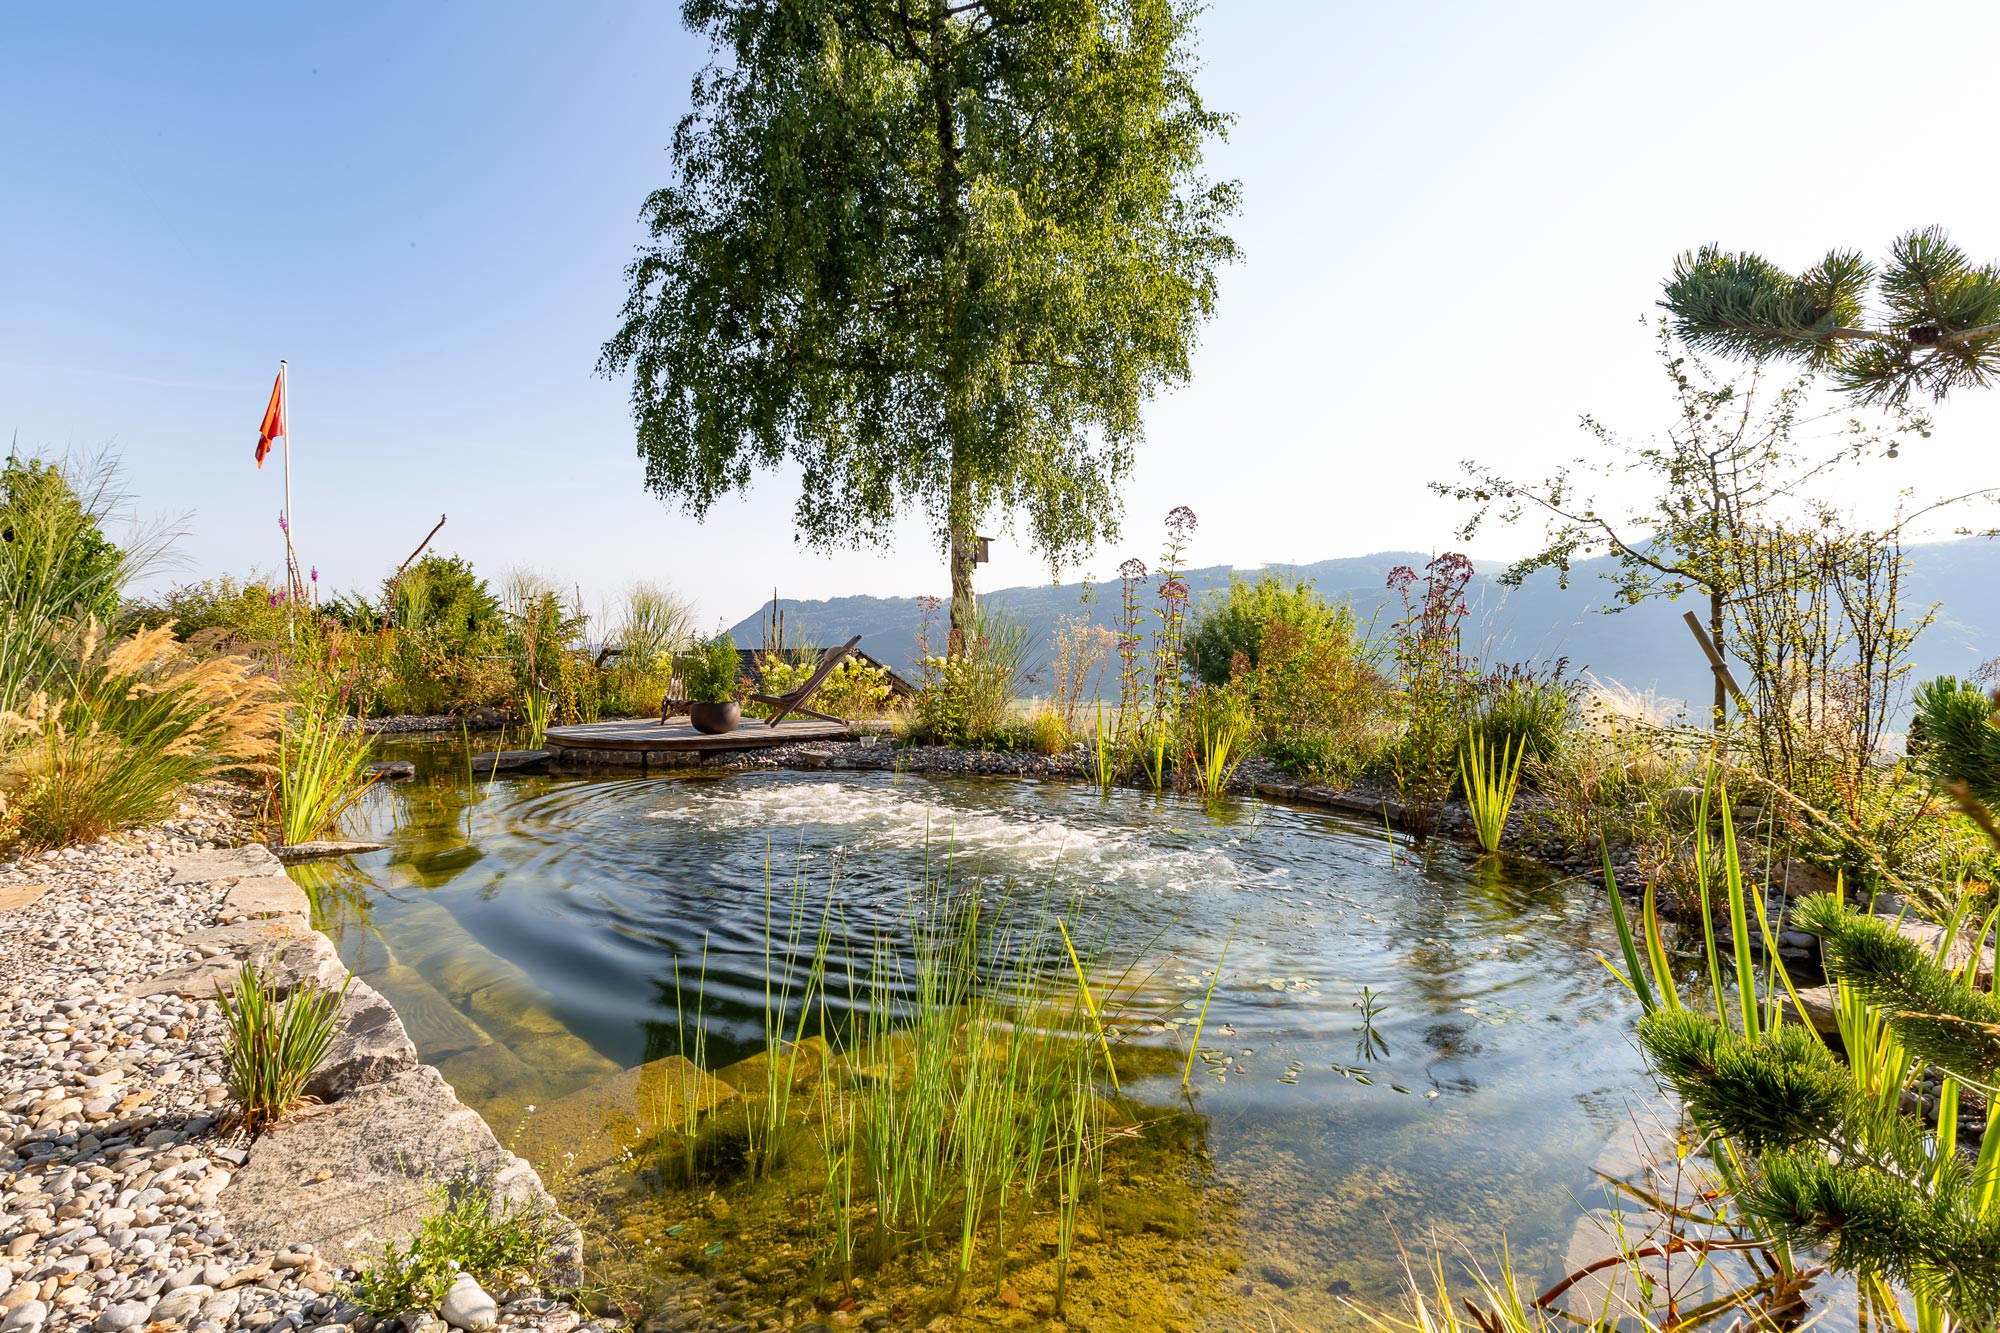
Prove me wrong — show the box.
[1709,589,1727,732]
[927,0,975,654]
[948,449,976,653]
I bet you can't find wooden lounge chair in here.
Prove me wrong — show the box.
[658,670,689,725]
[747,635,863,726]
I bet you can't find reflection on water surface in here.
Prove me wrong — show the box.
[308,739,1656,1329]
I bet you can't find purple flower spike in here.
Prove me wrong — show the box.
[278,512,289,533]
[310,566,319,582]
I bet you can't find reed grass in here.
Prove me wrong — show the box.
[1458,729,1525,855]
[521,685,550,748]
[217,956,351,1134]
[1189,692,1249,801]
[278,689,378,846]
[665,940,712,1184]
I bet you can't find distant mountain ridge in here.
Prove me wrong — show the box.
[728,540,2000,712]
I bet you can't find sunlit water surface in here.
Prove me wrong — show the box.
[308,741,1662,1330]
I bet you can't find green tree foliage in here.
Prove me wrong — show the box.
[385,553,502,644]
[1661,226,2000,406]
[1184,572,1350,687]
[1910,675,2000,808]
[599,0,1240,636]
[0,456,124,627]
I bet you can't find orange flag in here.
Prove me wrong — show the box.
[254,364,286,468]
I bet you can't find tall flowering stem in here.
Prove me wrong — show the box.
[1150,506,1197,716]
[1386,553,1479,835]
[1115,559,1148,721]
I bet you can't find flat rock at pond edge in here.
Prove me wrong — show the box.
[363,759,416,780]
[130,918,344,1000]
[303,977,422,1100]
[470,749,552,775]
[274,838,392,862]
[221,1064,578,1275]
[165,843,285,884]
[221,873,312,919]
[0,882,48,913]
[512,1055,739,1180]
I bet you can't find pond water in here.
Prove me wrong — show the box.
[304,739,1662,1330]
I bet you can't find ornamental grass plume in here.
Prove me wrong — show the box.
[0,622,283,849]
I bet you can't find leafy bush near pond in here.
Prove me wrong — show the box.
[346,1172,569,1316]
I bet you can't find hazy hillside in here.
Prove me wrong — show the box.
[729,539,2000,711]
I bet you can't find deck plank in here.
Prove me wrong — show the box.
[543,716,849,752]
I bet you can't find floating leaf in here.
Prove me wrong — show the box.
[665,1223,687,1236]
[701,1240,724,1257]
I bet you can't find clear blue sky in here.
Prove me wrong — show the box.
[6,2,1998,628]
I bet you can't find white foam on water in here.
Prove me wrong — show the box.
[645,779,1245,892]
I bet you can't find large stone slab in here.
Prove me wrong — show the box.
[221,1065,576,1276]
[134,919,345,999]
[1896,918,1994,987]
[0,882,49,913]
[275,840,391,864]
[167,844,284,884]
[221,875,311,920]
[469,750,550,775]
[305,977,421,1101]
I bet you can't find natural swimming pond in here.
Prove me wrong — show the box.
[303,740,1659,1330]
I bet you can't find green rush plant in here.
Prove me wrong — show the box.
[1187,687,1249,802]
[217,957,351,1135]
[279,689,379,846]
[520,684,551,749]
[1458,730,1526,855]
[748,855,835,1180]
[664,940,713,1185]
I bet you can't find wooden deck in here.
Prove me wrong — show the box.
[543,716,850,754]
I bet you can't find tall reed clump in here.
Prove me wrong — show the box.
[1,625,283,850]
[278,687,380,845]
[712,879,1119,1312]
[845,892,1111,1311]
[607,582,694,717]
[217,957,351,1134]
[1458,730,1525,855]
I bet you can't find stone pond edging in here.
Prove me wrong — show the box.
[0,792,603,1333]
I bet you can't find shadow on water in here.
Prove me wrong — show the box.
[303,738,1663,1330]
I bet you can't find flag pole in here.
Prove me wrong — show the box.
[281,359,297,635]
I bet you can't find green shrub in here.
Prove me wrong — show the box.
[139,571,290,645]
[1186,572,1351,687]
[0,452,152,725]
[680,632,742,704]
[346,1173,567,1316]
[910,604,1030,746]
[1462,666,1575,784]
[1241,613,1396,789]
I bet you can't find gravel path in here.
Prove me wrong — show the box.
[0,787,604,1333]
